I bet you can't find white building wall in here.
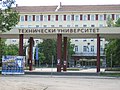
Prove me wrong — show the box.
[6,8,120,57]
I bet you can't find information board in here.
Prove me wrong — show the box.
[2,56,25,75]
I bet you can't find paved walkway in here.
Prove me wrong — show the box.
[0,75,120,90]
[29,68,105,73]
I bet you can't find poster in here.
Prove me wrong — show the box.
[2,56,25,75]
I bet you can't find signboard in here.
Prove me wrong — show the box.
[2,56,25,75]
[18,28,99,34]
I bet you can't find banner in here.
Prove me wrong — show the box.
[2,56,25,75]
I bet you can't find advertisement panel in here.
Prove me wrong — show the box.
[2,56,25,75]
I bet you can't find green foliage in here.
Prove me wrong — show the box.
[38,39,56,64]
[106,15,114,27]
[106,18,120,67]
[37,39,74,64]
[67,39,75,59]
[0,0,19,32]
[4,44,19,55]
[38,52,46,63]
[115,18,120,27]
[106,39,120,67]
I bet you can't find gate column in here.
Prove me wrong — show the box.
[57,34,62,72]
[63,37,67,71]
[19,34,24,56]
[97,34,100,73]
[29,37,34,71]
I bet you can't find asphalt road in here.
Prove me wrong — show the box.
[0,75,120,90]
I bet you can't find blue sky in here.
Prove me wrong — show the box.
[16,0,120,6]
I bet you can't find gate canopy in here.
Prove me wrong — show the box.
[1,27,120,39]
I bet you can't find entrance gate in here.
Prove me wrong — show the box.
[1,27,120,73]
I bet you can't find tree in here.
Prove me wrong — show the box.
[106,15,114,27]
[0,0,19,65]
[4,44,19,55]
[0,39,6,66]
[106,18,120,67]
[0,0,19,32]
[37,39,74,65]
[115,18,120,27]
[38,39,56,64]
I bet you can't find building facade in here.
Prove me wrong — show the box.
[3,4,120,71]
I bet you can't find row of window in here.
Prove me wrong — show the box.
[19,24,104,28]
[75,45,104,52]
[75,39,103,42]
[20,14,120,22]
[75,46,94,52]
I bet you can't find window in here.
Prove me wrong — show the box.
[48,15,51,21]
[91,46,94,52]
[51,25,55,27]
[40,15,43,21]
[83,25,87,27]
[28,25,32,27]
[75,15,79,21]
[112,14,114,20]
[28,15,32,21]
[96,14,98,20]
[59,25,62,27]
[83,46,87,52]
[67,15,70,21]
[99,24,104,27]
[116,14,120,20]
[83,39,87,42]
[88,14,90,20]
[75,46,78,52]
[20,25,24,27]
[83,15,87,21]
[67,25,70,27]
[75,25,79,27]
[12,40,16,42]
[20,16,24,21]
[104,14,106,20]
[25,15,28,21]
[36,15,39,21]
[43,25,47,27]
[33,15,35,21]
[91,25,95,27]
[56,15,58,21]
[59,15,62,21]
[80,15,82,20]
[99,15,103,21]
[64,15,66,21]
[71,15,74,21]
[100,45,104,52]
[75,40,78,42]
[51,15,55,21]
[91,15,95,21]
[44,15,47,21]
[36,25,39,28]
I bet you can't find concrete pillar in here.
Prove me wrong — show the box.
[57,34,62,72]
[63,37,67,71]
[97,34,100,73]
[19,34,24,56]
[29,37,33,71]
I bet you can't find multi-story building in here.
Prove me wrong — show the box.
[5,4,120,68]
